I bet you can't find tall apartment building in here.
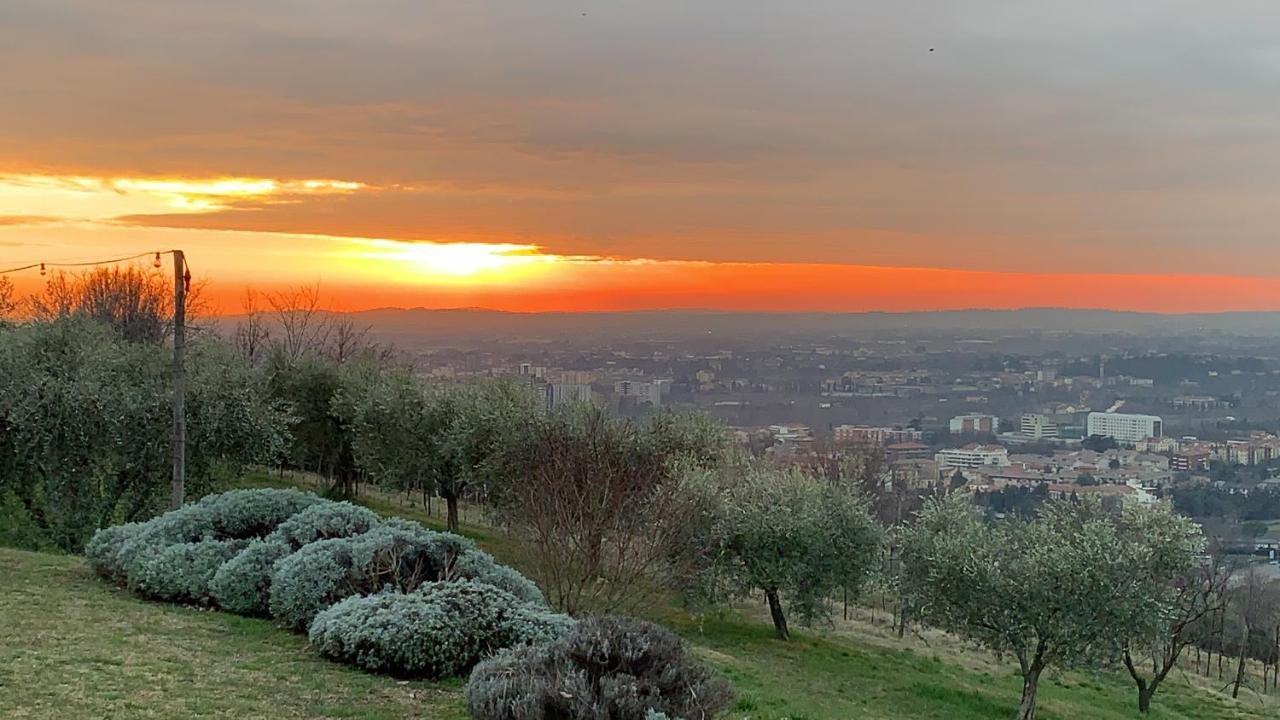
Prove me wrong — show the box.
[614,379,662,407]
[1086,412,1163,444]
[1019,413,1060,440]
[545,383,593,409]
[949,413,999,435]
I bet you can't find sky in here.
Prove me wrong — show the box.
[4,1,1280,313]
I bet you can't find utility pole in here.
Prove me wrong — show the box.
[171,249,187,509]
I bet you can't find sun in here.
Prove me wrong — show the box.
[350,238,561,284]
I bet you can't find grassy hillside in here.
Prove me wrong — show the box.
[1,474,1273,720]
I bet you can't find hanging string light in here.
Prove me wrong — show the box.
[153,252,163,269]
[0,250,174,276]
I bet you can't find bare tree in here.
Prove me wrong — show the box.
[233,289,272,362]
[493,406,708,616]
[267,284,332,360]
[28,267,183,343]
[0,277,16,320]
[328,315,373,364]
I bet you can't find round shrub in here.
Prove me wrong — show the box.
[198,488,324,539]
[270,521,492,631]
[115,504,218,583]
[272,501,380,549]
[455,550,546,607]
[309,580,574,678]
[85,521,147,582]
[466,616,736,720]
[127,538,239,605]
[210,538,293,616]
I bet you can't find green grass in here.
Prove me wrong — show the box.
[2,472,1274,719]
[0,548,468,720]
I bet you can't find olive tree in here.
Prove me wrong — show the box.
[337,367,445,509]
[689,463,882,640]
[442,378,541,533]
[898,495,1204,720]
[0,317,286,551]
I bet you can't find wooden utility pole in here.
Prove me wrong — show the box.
[171,249,187,509]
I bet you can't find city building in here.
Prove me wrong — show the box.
[1086,412,1163,444]
[1171,448,1211,473]
[1018,413,1060,440]
[832,424,923,445]
[544,383,594,408]
[935,444,1010,470]
[949,413,999,435]
[613,379,662,406]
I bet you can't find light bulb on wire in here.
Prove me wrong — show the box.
[153,252,162,269]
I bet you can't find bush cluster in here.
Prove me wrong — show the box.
[128,539,240,604]
[198,488,323,539]
[269,521,481,630]
[86,487,564,685]
[467,617,736,720]
[211,538,293,616]
[273,501,380,549]
[309,580,574,678]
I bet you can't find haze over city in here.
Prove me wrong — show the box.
[7,2,1280,312]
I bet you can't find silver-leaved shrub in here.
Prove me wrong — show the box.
[127,538,240,604]
[210,538,294,616]
[309,580,573,678]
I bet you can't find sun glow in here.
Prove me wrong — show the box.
[350,238,562,284]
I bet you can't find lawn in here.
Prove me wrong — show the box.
[1,473,1274,720]
[0,548,468,720]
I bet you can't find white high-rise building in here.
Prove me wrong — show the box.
[1086,412,1163,444]
[1019,413,1059,440]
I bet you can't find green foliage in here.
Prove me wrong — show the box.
[689,463,883,637]
[897,494,1205,718]
[84,521,147,581]
[115,504,218,582]
[127,539,239,605]
[309,581,573,679]
[272,500,380,548]
[269,521,506,631]
[197,488,324,539]
[266,354,358,492]
[210,538,293,616]
[454,550,547,607]
[335,368,447,501]
[466,616,735,720]
[0,317,289,551]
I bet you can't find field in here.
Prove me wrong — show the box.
[0,473,1275,720]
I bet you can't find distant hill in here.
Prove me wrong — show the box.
[213,307,1280,345]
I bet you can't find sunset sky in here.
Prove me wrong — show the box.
[4,2,1280,313]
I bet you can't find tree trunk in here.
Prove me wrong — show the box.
[445,494,459,533]
[1015,667,1042,720]
[1137,682,1153,714]
[765,588,790,641]
[1232,642,1248,699]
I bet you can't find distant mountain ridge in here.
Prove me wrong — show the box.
[212,306,1280,343]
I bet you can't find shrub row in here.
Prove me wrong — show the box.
[309,580,573,678]
[86,488,735,719]
[85,488,562,683]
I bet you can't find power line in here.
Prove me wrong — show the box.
[0,250,174,276]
